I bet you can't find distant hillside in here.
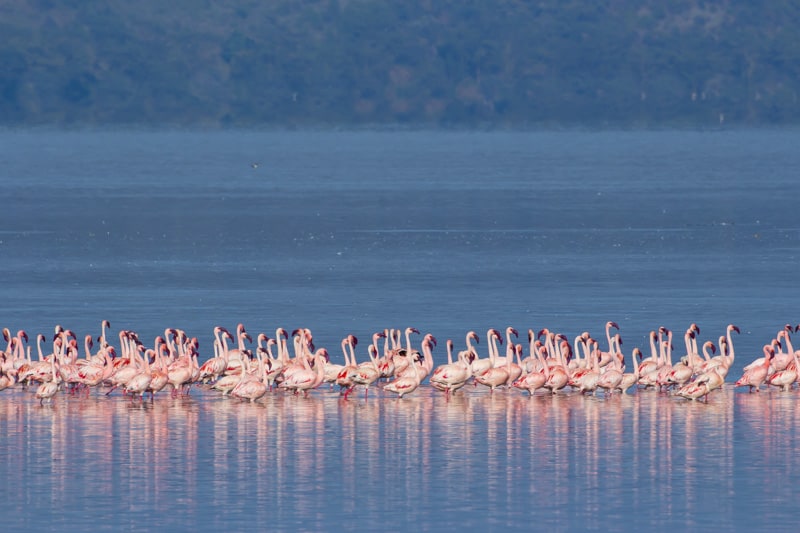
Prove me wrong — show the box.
[1,0,798,126]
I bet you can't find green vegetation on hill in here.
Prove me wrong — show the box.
[1,0,798,126]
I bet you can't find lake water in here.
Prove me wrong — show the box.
[1,129,799,530]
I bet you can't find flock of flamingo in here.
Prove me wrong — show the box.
[0,321,797,404]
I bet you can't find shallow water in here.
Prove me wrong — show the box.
[3,386,800,531]
[2,129,800,530]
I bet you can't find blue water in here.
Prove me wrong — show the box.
[1,129,800,531]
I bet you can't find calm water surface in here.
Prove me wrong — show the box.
[1,129,800,530]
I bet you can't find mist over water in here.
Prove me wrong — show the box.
[1,129,799,530]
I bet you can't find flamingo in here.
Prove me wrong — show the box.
[35,352,60,404]
[512,333,547,395]
[261,337,284,390]
[665,357,695,389]
[335,335,359,397]
[198,327,229,382]
[677,366,726,402]
[98,320,112,349]
[231,350,268,402]
[767,343,799,392]
[597,321,620,367]
[146,344,171,400]
[475,330,509,392]
[597,346,624,397]
[571,343,600,395]
[616,348,642,394]
[280,349,328,397]
[0,368,17,391]
[679,323,702,369]
[430,340,472,396]
[769,328,795,372]
[542,336,569,394]
[654,328,674,390]
[470,329,499,377]
[124,347,154,401]
[383,351,423,399]
[735,345,773,392]
[351,345,382,399]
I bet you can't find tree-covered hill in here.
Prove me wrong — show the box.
[1,0,798,126]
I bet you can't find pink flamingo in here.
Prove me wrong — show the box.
[597,345,623,396]
[280,349,328,397]
[678,364,726,402]
[512,332,547,395]
[198,326,229,382]
[617,348,642,393]
[430,339,472,396]
[351,345,382,399]
[504,344,524,387]
[571,342,601,395]
[767,342,799,392]
[543,336,569,394]
[35,352,60,404]
[735,345,773,392]
[475,330,509,392]
[124,346,154,401]
[597,321,620,367]
[336,335,359,397]
[383,350,423,399]
[231,349,268,402]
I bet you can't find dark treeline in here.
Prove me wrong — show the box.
[1,0,799,127]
